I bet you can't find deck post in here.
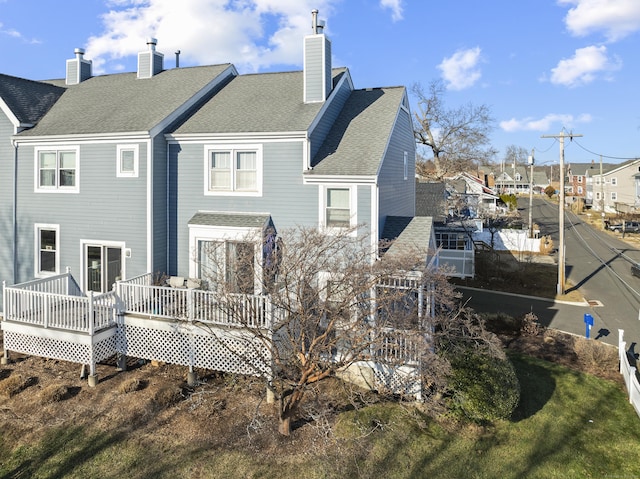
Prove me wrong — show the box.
[187,325,196,386]
[1,281,7,364]
[88,291,95,335]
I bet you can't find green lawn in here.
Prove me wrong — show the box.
[0,354,637,478]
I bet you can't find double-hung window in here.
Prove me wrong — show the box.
[205,145,261,195]
[35,147,79,192]
[35,224,59,276]
[324,187,353,229]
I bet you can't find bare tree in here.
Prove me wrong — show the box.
[412,80,497,180]
[194,225,443,435]
[192,225,510,435]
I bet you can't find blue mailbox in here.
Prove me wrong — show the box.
[584,313,594,339]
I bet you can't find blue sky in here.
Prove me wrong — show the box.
[1,0,639,168]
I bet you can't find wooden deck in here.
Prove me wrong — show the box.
[1,272,427,395]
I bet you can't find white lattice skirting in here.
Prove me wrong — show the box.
[3,324,116,366]
[119,316,271,376]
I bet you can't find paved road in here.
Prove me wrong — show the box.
[458,197,640,347]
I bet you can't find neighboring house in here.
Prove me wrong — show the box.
[565,161,616,207]
[444,172,499,218]
[415,179,474,278]
[494,165,548,195]
[415,180,446,223]
[590,159,640,214]
[566,162,589,201]
[0,15,435,386]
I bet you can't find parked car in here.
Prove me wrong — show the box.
[607,221,640,233]
[632,263,640,278]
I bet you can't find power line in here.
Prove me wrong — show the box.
[571,139,638,161]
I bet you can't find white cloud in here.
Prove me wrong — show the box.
[500,113,592,132]
[559,0,640,42]
[85,0,337,74]
[380,0,403,22]
[0,21,40,44]
[437,47,482,91]
[549,45,621,87]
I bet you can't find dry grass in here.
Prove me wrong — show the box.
[38,383,70,404]
[117,377,146,394]
[0,373,36,399]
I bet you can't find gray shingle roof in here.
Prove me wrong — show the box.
[0,74,65,125]
[415,181,446,218]
[307,86,406,176]
[188,212,270,228]
[173,68,347,135]
[382,216,433,258]
[18,64,232,137]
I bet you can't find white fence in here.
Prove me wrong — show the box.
[618,329,640,418]
[116,273,276,329]
[3,272,116,333]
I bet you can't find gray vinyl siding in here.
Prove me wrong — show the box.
[0,113,15,301]
[304,36,325,103]
[309,79,352,162]
[152,135,167,273]
[357,184,372,238]
[13,141,149,285]
[378,105,416,232]
[168,140,319,277]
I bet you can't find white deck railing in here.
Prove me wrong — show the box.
[3,272,116,333]
[618,329,640,418]
[116,273,275,329]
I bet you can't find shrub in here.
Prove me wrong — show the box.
[499,194,517,211]
[480,312,520,336]
[544,185,555,198]
[448,352,520,423]
[520,312,543,336]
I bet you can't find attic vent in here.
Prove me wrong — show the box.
[65,48,92,85]
[137,37,164,79]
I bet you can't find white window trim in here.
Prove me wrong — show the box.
[203,144,263,197]
[187,224,262,292]
[116,144,139,178]
[34,145,80,193]
[611,177,618,186]
[319,185,357,235]
[34,223,59,278]
[611,192,617,201]
[403,151,408,181]
[80,239,127,294]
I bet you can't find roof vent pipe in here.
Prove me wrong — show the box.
[147,37,157,51]
[311,9,325,34]
[74,48,85,60]
[175,50,181,68]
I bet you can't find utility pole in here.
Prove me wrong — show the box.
[542,130,583,295]
[528,149,535,238]
[600,155,604,228]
